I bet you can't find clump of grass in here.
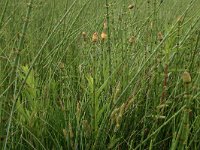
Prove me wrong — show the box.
[171,71,192,150]
[0,0,200,149]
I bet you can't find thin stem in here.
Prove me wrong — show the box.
[105,0,112,95]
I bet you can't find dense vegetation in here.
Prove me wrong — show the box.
[0,0,200,149]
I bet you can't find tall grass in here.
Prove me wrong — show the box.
[0,0,200,149]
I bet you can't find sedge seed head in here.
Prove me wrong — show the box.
[111,108,119,120]
[113,82,121,101]
[126,98,134,110]
[119,103,125,115]
[101,32,107,41]
[92,32,98,43]
[116,115,121,125]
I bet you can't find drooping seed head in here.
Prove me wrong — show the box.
[125,98,134,110]
[111,108,119,121]
[119,103,125,117]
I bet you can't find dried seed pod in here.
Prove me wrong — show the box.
[101,32,107,41]
[92,32,98,43]
[182,71,191,84]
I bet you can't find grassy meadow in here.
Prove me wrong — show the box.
[0,0,200,149]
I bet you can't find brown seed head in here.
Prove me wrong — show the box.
[92,32,98,43]
[101,32,107,41]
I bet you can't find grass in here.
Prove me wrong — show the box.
[0,0,200,149]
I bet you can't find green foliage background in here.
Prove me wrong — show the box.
[0,0,200,149]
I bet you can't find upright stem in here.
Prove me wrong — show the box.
[4,0,34,149]
[105,0,112,95]
[92,44,97,134]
